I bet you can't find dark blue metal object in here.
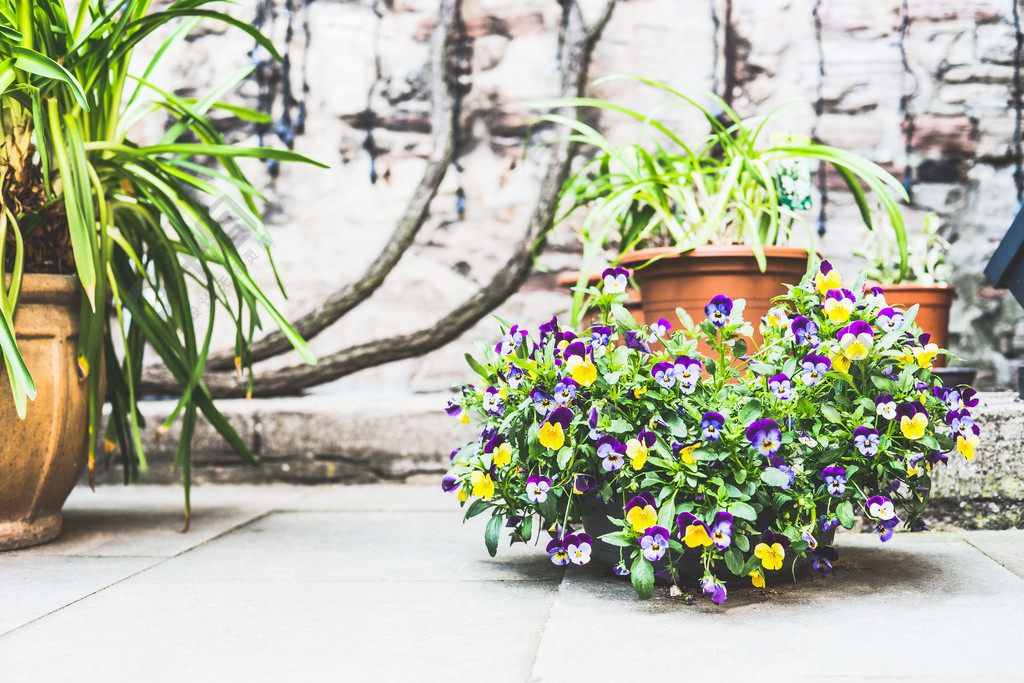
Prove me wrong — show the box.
[985,205,1024,309]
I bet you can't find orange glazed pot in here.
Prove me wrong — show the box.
[877,283,955,368]
[0,275,90,551]
[619,246,811,348]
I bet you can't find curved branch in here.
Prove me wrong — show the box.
[205,0,460,371]
[141,0,617,398]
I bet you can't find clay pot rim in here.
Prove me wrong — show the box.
[619,245,814,268]
[5,273,82,305]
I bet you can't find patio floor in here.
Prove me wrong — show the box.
[3,483,1024,681]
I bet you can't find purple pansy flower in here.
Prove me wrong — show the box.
[445,399,464,418]
[587,406,600,440]
[625,492,657,514]
[821,465,847,495]
[701,411,725,442]
[798,431,817,448]
[875,393,897,420]
[624,329,651,354]
[705,295,733,327]
[506,363,525,389]
[702,578,728,604]
[875,517,899,542]
[589,325,613,352]
[553,377,578,406]
[612,562,630,576]
[853,426,880,456]
[790,315,820,348]
[651,361,677,390]
[876,307,905,333]
[864,286,886,307]
[811,545,839,573]
[530,386,556,416]
[546,538,570,565]
[746,418,782,458]
[867,495,896,521]
[801,354,830,387]
[563,533,592,565]
[673,355,702,394]
[596,435,627,472]
[960,387,979,409]
[648,317,672,340]
[442,475,461,493]
[482,386,503,415]
[709,512,734,550]
[496,324,526,355]
[639,526,671,562]
[572,474,596,494]
[819,514,840,532]
[926,450,949,466]
[525,475,552,503]
[769,373,794,401]
[602,267,629,294]
[538,316,559,345]
[947,409,977,439]
[802,531,818,550]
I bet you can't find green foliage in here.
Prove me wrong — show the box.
[0,0,323,514]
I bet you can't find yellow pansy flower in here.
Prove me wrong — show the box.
[677,442,700,465]
[626,505,657,533]
[749,570,765,588]
[914,343,940,368]
[566,355,597,386]
[815,268,842,295]
[957,433,979,460]
[634,386,648,399]
[492,442,514,468]
[754,542,785,571]
[626,438,650,470]
[683,523,713,548]
[900,413,928,440]
[470,471,494,499]
[538,422,565,450]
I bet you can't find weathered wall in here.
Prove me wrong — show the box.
[144,0,1024,393]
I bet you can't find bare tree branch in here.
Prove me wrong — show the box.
[205,0,460,371]
[142,0,617,398]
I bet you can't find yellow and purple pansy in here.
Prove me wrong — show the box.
[837,320,874,360]
[625,492,658,533]
[814,260,841,295]
[625,430,656,470]
[538,406,573,450]
[676,511,713,548]
[895,402,928,440]
[822,288,856,323]
[563,341,598,386]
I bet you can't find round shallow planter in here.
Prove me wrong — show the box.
[619,246,811,348]
[582,497,834,587]
[877,283,954,368]
[556,270,644,326]
[0,274,89,551]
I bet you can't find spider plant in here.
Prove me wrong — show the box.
[534,76,910,327]
[0,0,324,523]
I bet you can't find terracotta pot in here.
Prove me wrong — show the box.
[0,274,89,551]
[619,246,811,348]
[555,270,645,326]
[877,283,955,368]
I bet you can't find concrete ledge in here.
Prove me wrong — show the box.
[95,391,1024,528]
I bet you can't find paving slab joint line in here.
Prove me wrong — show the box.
[0,510,278,639]
[962,536,1024,581]
[525,574,565,683]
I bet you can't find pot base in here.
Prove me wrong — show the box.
[0,512,62,551]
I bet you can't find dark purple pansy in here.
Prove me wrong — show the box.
[853,426,880,456]
[926,450,949,466]
[547,406,573,431]
[444,399,463,417]
[538,316,559,344]
[761,529,790,549]
[639,526,671,562]
[442,475,461,493]
[811,545,839,573]
[746,419,782,458]
[572,474,596,494]
[821,465,847,495]
[705,295,734,327]
[624,329,651,354]
[790,315,820,347]
[701,411,725,442]
[875,518,899,542]
[819,514,840,532]
[701,578,728,604]
[960,387,979,408]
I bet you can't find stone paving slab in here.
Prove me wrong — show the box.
[3,484,1024,682]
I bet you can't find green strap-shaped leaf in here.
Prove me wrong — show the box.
[12,46,89,110]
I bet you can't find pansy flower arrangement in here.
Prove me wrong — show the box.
[442,262,980,603]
